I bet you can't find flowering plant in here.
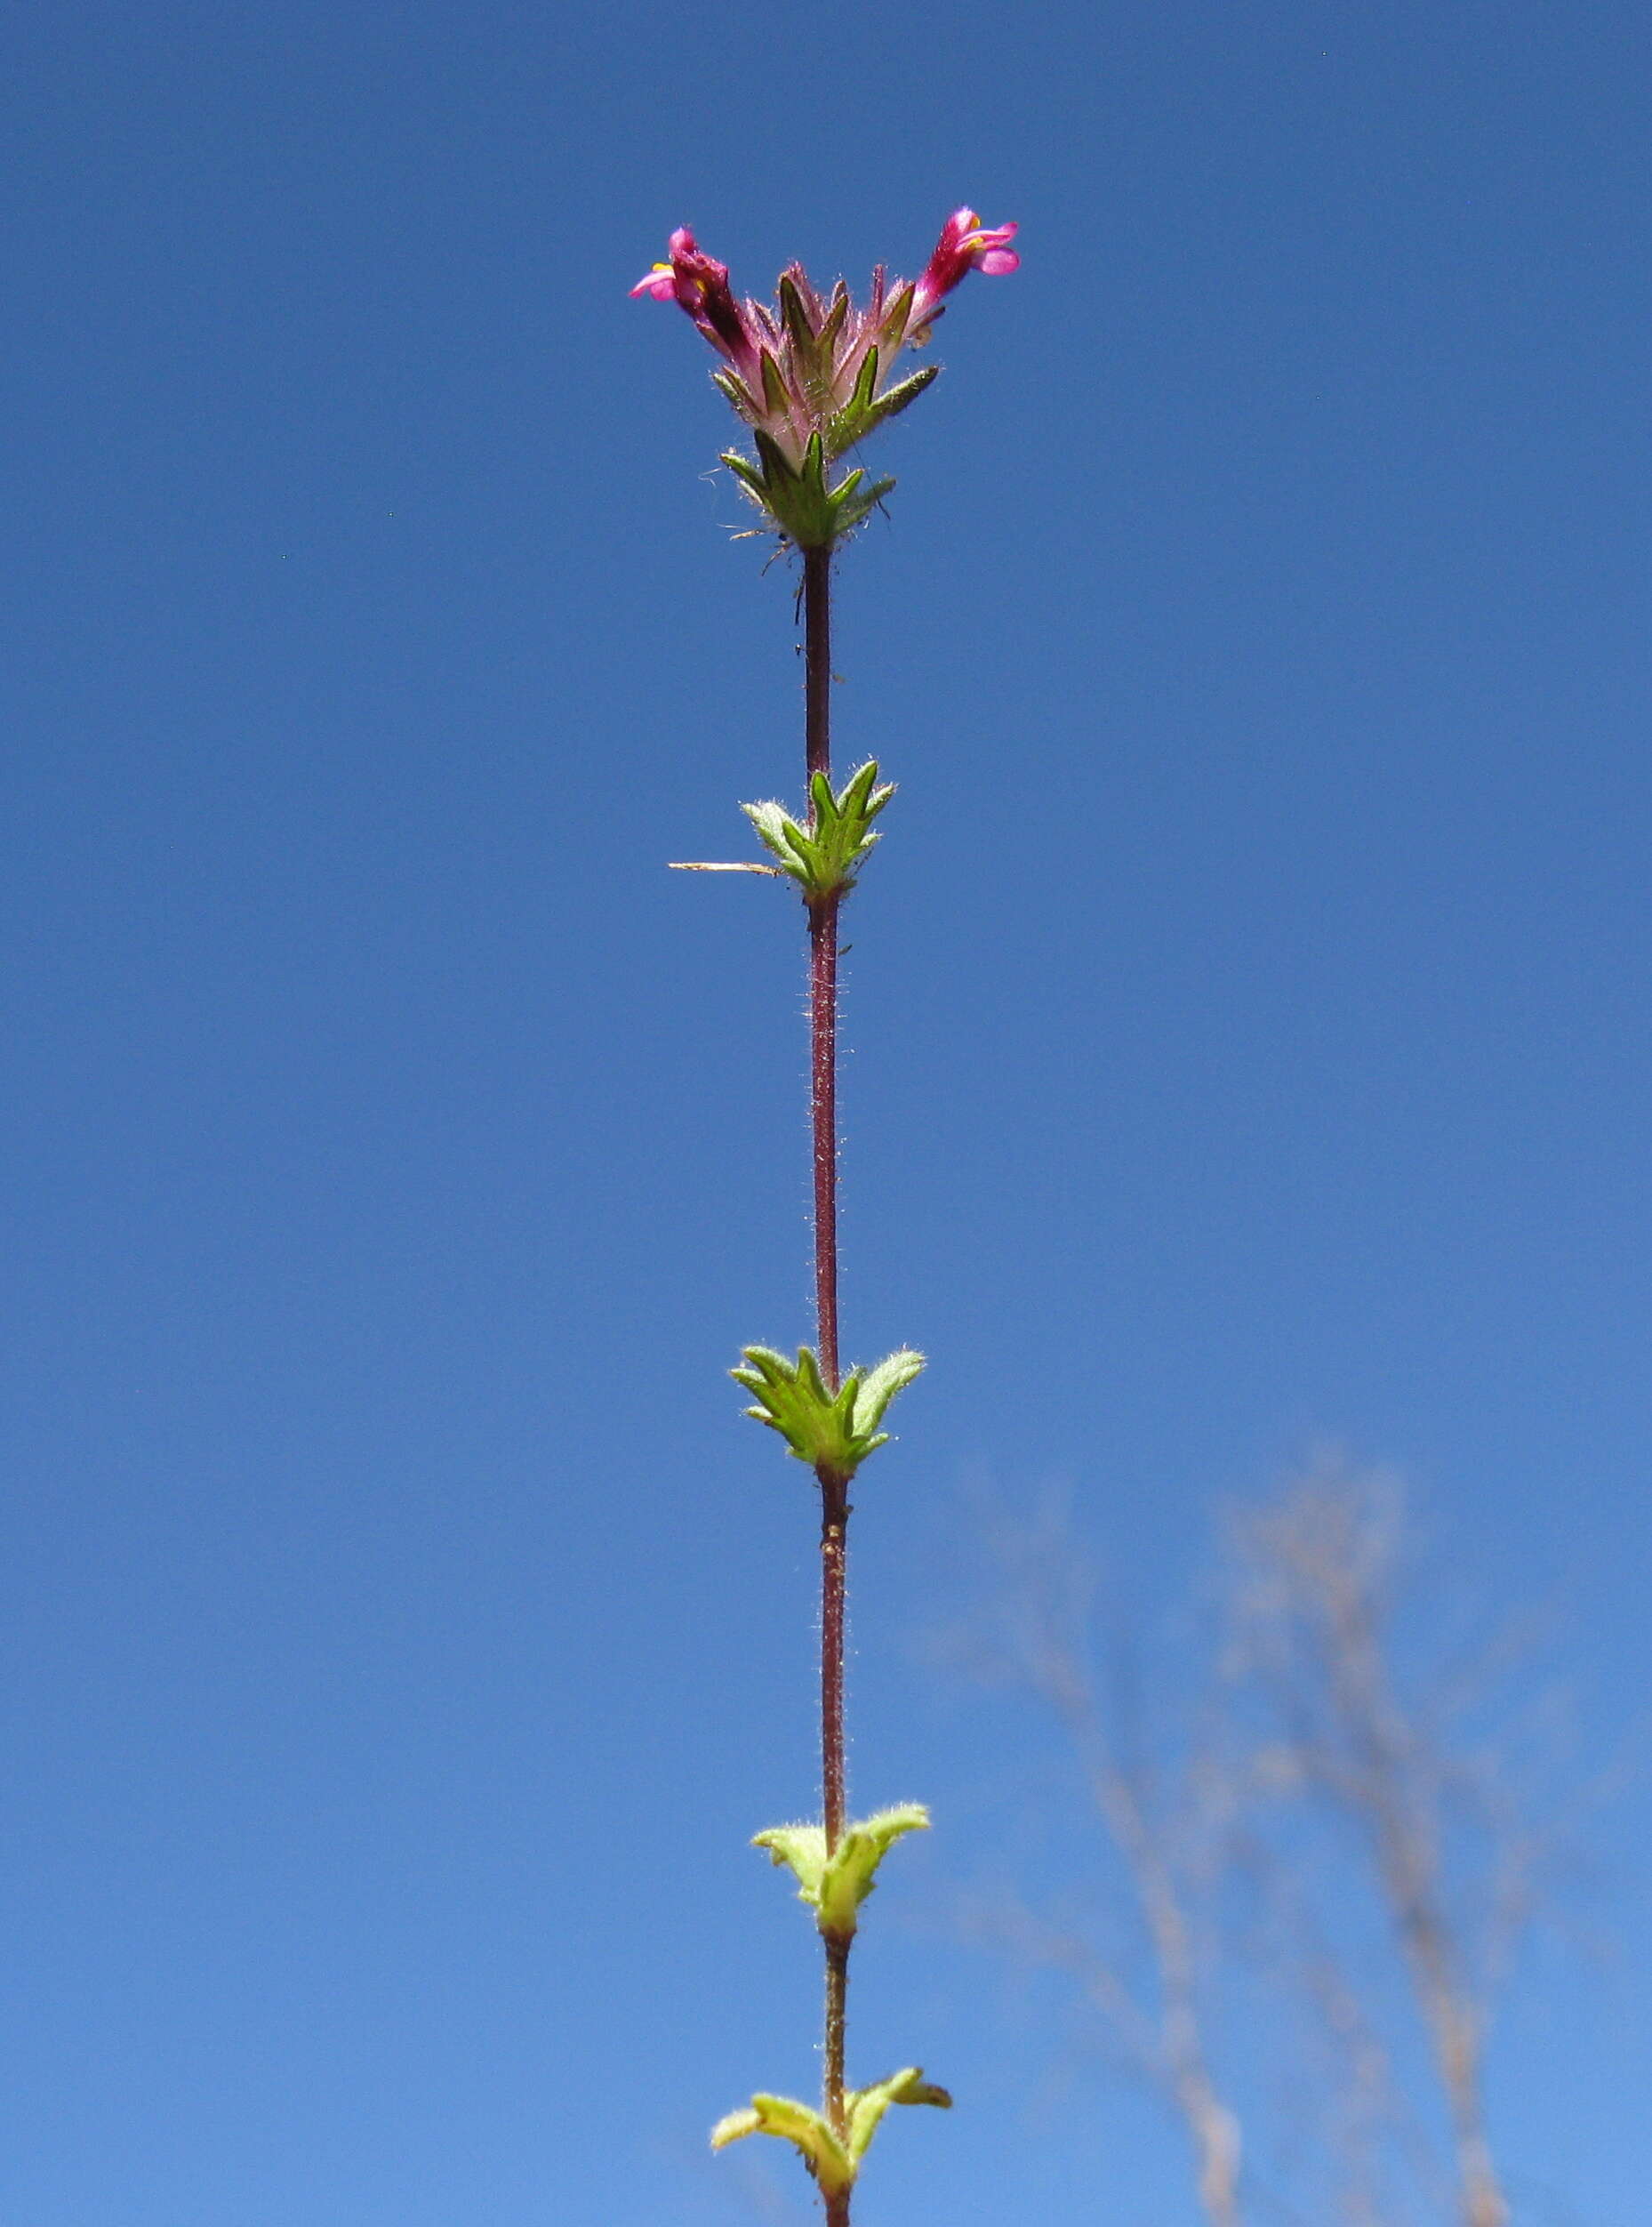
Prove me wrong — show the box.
[636,205,1016,2225]
[634,206,1017,547]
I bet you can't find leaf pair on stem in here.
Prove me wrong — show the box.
[732,1340,924,1481]
[711,2067,951,2196]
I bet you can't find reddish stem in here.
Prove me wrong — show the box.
[805,544,840,1394]
[804,542,852,2157]
[804,540,833,787]
[810,901,841,1396]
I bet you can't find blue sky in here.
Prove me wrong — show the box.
[3,3,1648,2222]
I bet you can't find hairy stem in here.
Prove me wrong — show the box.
[804,543,852,2166]
[810,898,841,1394]
[805,544,840,1390]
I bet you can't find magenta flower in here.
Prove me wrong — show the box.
[631,227,763,385]
[909,207,1022,331]
[631,206,1019,547]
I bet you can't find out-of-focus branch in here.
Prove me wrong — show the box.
[1232,1470,1509,2227]
[957,1501,1247,2227]
[950,1468,1590,2227]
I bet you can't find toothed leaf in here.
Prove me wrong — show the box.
[736,761,898,901]
[734,1344,925,1478]
[753,1804,928,1936]
[751,1821,828,1902]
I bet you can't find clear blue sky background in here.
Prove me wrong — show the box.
[4,4,1648,2223]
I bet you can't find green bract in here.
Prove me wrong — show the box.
[733,1344,925,1480]
[743,760,895,904]
[823,346,940,460]
[754,1804,930,1939]
[720,428,894,551]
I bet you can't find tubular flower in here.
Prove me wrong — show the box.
[909,207,1021,334]
[631,207,1019,549]
[630,227,763,385]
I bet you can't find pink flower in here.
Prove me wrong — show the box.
[909,208,1021,330]
[630,227,761,382]
[631,208,1019,543]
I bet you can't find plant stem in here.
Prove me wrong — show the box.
[804,544,840,1392]
[804,542,852,2173]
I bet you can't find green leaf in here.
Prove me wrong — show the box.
[818,1805,930,1934]
[742,800,808,870]
[718,427,858,550]
[751,1821,827,1901]
[798,430,828,494]
[819,284,850,355]
[758,349,789,416]
[719,416,895,550]
[756,1804,931,1938]
[752,426,801,488]
[720,448,768,500]
[739,760,897,903]
[732,1344,924,1479]
[862,361,940,432]
[711,2070,948,2192]
[710,369,755,419]
[710,2094,854,2196]
[825,349,942,461]
[850,343,880,414]
[778,272,817,355]
[830,470,895,539]
[844,2067,952,2167]
[878,280,917,352]
[851,1347,926,1439]
[823,345,884,458]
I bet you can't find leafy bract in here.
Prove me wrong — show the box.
[721,428,894,551]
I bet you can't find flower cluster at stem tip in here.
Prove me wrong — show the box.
[632,206,1019,547]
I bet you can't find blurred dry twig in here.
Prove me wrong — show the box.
[947,1460,1596,2227]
